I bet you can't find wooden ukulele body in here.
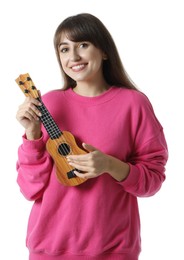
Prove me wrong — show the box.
[46,131,87,186]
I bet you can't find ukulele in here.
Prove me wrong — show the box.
[15,73,87,186]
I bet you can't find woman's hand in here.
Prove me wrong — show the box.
[16,97,42,140]
[67,143,109,179]
[67,143,130,181]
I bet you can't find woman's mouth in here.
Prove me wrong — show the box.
[71,64,87,72]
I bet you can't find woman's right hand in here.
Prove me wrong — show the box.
[16,97,42,140]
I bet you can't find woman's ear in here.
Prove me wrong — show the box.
[102,54,108,60]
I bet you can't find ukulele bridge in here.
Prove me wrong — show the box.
[67,169,77,179]
[67,168,83,179]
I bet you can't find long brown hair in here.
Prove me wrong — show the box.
[54,13,138,90]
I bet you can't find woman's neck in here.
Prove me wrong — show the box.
[73,80,110,97]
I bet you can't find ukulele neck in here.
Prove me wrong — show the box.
[37,97,62,139]
[15,73,62,140]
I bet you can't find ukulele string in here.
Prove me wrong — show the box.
[38,102,74,172]
[35,93,76,173]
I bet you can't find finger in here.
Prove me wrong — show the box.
[25,97,42,106]
[19,103,41,121]
[18,110,38,122]
[67,153,89,162]
[74,171,96,179]
[25,111,40,121]
[30,104,42,117]
[82,143,98,152]
[68,161,90,172]
[38,90,41,97]
[74,171,88,179]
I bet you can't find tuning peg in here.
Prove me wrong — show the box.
[19,81,24,85]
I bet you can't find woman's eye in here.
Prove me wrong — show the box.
[79,43,88,48]
[60,47,68,53]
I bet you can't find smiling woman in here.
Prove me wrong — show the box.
[15,13,168,260]
[53,13,137,91]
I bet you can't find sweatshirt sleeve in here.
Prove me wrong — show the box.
[16,134,53,201]
[120,130,168,197]
[119,92,168,197]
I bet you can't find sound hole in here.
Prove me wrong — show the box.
[58,143,71,156]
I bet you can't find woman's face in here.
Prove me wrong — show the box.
[58,33,106,85]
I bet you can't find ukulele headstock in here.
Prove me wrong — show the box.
[15,73,39,99]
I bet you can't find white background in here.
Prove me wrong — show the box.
[0,0,183,259]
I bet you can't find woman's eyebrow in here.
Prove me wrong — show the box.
[59,42,69,47]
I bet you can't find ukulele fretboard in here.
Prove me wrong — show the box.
[37,97,62,139]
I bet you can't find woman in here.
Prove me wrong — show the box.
[16,13,168,260]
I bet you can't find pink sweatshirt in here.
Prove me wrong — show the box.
[16,87,168,260]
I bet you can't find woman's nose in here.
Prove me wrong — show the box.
[70,49,81,61]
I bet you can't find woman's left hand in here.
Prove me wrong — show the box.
[67,143,109,179]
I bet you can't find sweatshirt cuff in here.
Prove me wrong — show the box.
[118,163,140,189]
[21,133,46,152]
